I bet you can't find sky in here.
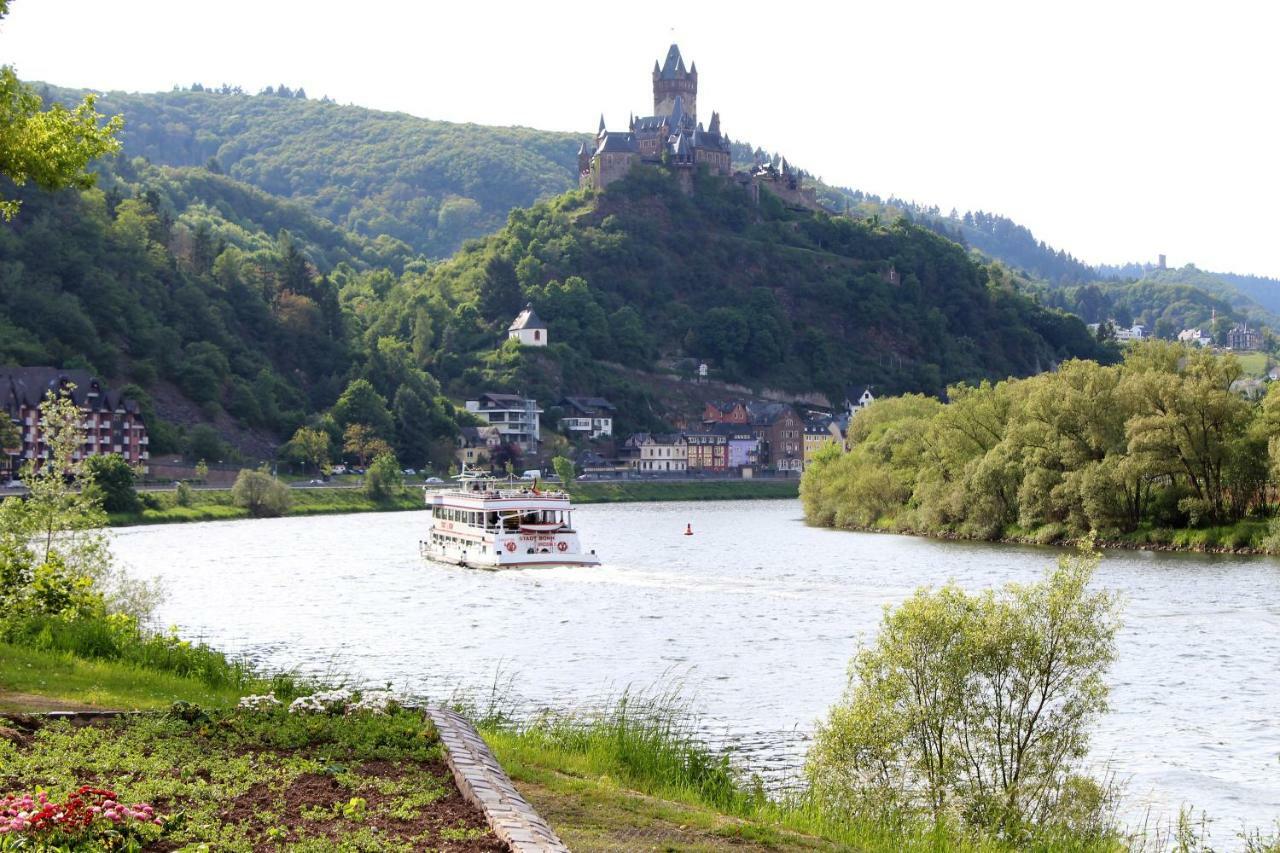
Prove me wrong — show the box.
[4,0,1278,277]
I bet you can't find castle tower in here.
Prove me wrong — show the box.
[653,44,697,122]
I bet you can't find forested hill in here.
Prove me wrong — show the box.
[41,84,583,258]
[388,166,1113,405]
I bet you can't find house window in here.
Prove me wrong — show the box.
[534,330,541,341]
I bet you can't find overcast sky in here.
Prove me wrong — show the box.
[5,0,1278,277]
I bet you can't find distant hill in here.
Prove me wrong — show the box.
[40,84,582,258]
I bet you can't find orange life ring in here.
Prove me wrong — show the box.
[557,541,568,552]
[504,541,516,552]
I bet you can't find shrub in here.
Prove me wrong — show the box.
[363,452,402,501]
[83,454,141,514]
[231,467,291,518]
[807,544,1122,839]
[175,482,194,507]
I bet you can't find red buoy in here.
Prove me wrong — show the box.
[684,523,693,536]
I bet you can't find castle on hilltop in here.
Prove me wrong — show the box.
[579,45,819,210]
[579,44,731,191]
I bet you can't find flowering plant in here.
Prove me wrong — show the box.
[0,786,163,846]
[288,688,354,715]
[237,692,283,712]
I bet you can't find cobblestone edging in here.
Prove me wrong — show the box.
[426,707,570,853]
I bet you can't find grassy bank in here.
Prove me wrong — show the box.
[569,479,799,503]
[109,486,423,526]
[107,480,800,526]
[475,692,1118,852]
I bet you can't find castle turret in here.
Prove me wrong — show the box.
[653,43,697,122]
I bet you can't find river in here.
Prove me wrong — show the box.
[111,499,1280,837]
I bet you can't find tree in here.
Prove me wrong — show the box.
[807,546,1120,837]
[331,379,394,439]
[286,426,331,474]
[0,0,123,219]
[83,454,141,514]
[392,386,434,469]
[0,388,112,617]
[364,452,403,501]
[231,467,291,518]
[552,456,575,487]
[343,423,392,468]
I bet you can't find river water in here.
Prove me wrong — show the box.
[111,499,1279,837]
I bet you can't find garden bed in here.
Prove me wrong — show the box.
[0,704,506,851]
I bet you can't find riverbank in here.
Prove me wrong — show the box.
[568,478,799,503]
[1,641,1114,853]
[106,479,800,526]
[108,487,422,526]
[821,516,1275,555]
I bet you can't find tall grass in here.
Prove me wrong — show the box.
[0,614,306,698]
[479,685,1128,852]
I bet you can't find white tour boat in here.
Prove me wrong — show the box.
[419,471,600,569]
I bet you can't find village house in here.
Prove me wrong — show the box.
[1,367,149,478]
[747,402,803,473]
[455,424,502,469]
[702,400,750,425]
[683,430,728,472]
[710,423,759,470]
[464,393,542,452]
[623,432,688,473]
[556,396,615,439]
[1227,322,1263,351]
[1177,328,1214,347]
[507,304,548,347]
[845,386,875,416]
[802,415,843,466]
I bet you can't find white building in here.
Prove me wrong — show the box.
[1114,323,1146,342]
[624,433,687,473]
[1177,328,1213,347]
[557,396,615,439]
[508,305,548,347]
[845,385,875,416]
[464,393,542,451]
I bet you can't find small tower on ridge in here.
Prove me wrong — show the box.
[653,44,697,122]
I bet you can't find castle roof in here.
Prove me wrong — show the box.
[595,131,638,154]
[509,304,547,332]
[658,44,690,80]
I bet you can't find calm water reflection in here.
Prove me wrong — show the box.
[111,499,1280,833]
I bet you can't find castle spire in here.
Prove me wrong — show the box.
[598,113,606,135]
[708,111,720,134]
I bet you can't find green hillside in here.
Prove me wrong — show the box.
[41,84,582,258]
[0,162,464,464]
[378,166,1114,404]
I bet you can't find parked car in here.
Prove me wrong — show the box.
[3,479,22,488]
[424,476,443,484]
[403,468,417,476]
[520,469,541,480]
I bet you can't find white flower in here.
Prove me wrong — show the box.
[350,690,400,715]
[288,689,355,715]
[237,693,282,712]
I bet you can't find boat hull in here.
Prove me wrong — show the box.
[420,541,600,569]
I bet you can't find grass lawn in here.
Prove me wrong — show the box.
[1235,351,1270,378]
[0,707,501,851]
[0,643,249,713]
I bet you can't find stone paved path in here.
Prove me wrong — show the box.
[427,707,570,853]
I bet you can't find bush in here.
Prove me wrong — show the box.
[83,454,141,514]
[363,452,402,501]
[807,544,1122,839]
[231,467,292,518]
[175,482,194,507]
